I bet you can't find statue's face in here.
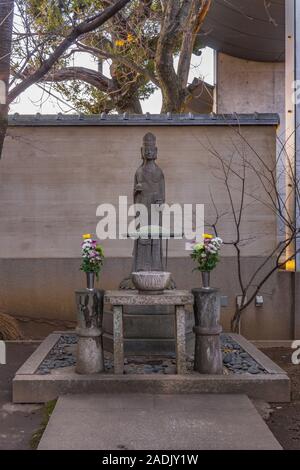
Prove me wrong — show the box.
[142,145,157,160]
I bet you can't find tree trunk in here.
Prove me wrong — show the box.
[157,0,212,113]
[116,96,142,114]
[0,0,14,159]
[160,89,187,114]
[155,0,182,113]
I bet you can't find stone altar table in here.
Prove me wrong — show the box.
[104,290,194,374]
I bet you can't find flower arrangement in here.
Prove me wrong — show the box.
[191,234,223,272]
[80,234,104,279]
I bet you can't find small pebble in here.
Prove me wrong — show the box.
[36,333,267,376]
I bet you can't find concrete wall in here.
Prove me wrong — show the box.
[0,121,295,340]
[216,52,287,245]
[1,124,277,258]
[0,257,294,341]
[216,53,285,140]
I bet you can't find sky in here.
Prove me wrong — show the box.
[10,48,215,115]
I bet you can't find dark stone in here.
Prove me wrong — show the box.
[232,364,243,370]
[230,355,241,365]
[248,366,260,374]
[147,360,163,366]
[223,353,233,364]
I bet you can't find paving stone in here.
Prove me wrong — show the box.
[38,394,282,450]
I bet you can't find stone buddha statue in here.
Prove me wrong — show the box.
[120,132,168,289]
[133,132,165,272]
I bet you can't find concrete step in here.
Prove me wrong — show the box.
[38,393,281,450]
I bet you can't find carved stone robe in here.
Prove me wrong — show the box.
[132,160,165,272]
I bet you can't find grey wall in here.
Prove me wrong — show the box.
[216,53,285,141]
[0,257,294,341]
[216,52,287,245]
[0,120,296,340]
[1,124,277,258]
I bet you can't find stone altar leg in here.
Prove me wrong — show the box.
[175,305,186,374]
[192,288,223,375]
[113,305,124,374]
[75,289,104,374]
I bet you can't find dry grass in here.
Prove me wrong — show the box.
[0,312,23,340]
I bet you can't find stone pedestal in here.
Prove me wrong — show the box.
[75,289,104,374]
[102,305,195,357]
[104,290,194,374]
[192,288,223,375]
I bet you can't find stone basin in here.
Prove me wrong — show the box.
[132,271,171,294]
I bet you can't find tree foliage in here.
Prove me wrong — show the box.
[8,0,132,104]
[11,0,212,113]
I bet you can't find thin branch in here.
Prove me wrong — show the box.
[8,0,132,104]
[76,41,160,87]
[42,66,112,91]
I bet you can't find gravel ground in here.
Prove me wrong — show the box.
[0,342,299,450]
[37,333,267,376]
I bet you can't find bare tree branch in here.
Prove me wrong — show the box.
[42,66,113,91]
[8,0,132,104]
[76,41,160,87]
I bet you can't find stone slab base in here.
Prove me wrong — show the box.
[102,306,195,356]
[102,332,195,356]
[13,332,290,403]
[37,394,282,450]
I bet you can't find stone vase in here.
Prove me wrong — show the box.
[86,272,95,290]
[192,288,223,375]
[75,289,104,374]
[201,271,210,289]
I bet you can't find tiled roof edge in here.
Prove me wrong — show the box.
[8,112,280,127]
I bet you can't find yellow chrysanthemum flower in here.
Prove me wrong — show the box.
[203,233,213,239]
[115,39,125,47]
[127,33,134,42]
[82,234,92,240]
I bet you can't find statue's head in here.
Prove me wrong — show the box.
[141,132,157,160]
